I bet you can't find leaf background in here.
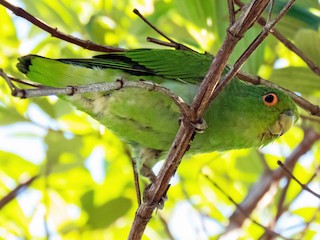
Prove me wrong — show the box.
[0,0,320,239]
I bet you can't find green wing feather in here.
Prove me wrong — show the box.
[21,49,214,84]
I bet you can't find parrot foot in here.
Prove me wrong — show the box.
[140,163,168,209]
[143,182,169,210]
[192,118,208,133]
[180,117,208,133]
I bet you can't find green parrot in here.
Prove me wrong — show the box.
[17,49,298,179]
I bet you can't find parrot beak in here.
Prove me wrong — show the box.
[268,110,296,136]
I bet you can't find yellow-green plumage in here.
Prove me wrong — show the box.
[17,49,299,173]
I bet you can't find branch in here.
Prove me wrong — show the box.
[225,128,320,233]
[0,0,124,53]
[278,160,320,199]
[0,175,38,210]
[203,175,290,240]
[133,9,194,51]
[235,0,320,76]
[236,72,320,117]
[0,70,191,119]
[208,0,296,105]
[128,1,292,239]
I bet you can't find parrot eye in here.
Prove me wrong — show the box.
[262,93,278,106]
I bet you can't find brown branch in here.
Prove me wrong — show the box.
[278,160,320,199]
[262,165,320,239]
[235,0,320,76]
[128,147,142,207]
[228,0,236,25]
[128,1,291,239]
[0,70,191,119]
[236,72,320,117]
[0,175,38,210]
[225,128,320,233]
[133,9,194,51]
[203,175,290,240]
[300,115,320,124]
[0,0,124,53]
[260,176,291,240]
[208,0,296,105]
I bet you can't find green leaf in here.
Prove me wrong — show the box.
[0,106,29,125]
[273,1,320,29]
[0,151,38,179]
[294,29,320,64]
[270,67,320,96]
[81,190,132,229]
[44,130,84,166]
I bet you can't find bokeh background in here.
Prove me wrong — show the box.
[0,0,320,239]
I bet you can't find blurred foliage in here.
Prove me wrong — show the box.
[0,0,320,239]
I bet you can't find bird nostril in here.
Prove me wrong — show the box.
[283,109,294,117]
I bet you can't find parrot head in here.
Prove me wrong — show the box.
[200,80,300,152]
[259,88,298,145]
[238,82,299,147]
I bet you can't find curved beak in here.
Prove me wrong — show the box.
[268,110,296,136]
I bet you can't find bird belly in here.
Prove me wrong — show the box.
[68,88,181,151]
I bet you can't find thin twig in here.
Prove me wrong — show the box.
[146,37,183,49]
[209,0,296,105]
[127,147,142,206]
[0,71,191,119]
[266,0,275,23]
[133,9,194,51]
[0,0,124,53]
[236,72,320,117]
[277,160,320,199]
[228,0,236,25]
[226,128,320,232]
[300,115,320,124]
[235,0,320,76]
[203,174,290,240]
[0,175,38,210]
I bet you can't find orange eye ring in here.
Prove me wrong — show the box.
[263,93,278,106]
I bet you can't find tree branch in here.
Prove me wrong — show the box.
[0,70,191,119]
[236,72,320,116]
[0,0,124,53]
[235,0,320,76]
[128,1,294,239]
[225,128,320,233]
[278,160,320,199]
[0,175,38,210]
[203,175,290,240]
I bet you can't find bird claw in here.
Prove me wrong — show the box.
[192,118,208,133]
[178,117,208,133]
[143,183,169,210]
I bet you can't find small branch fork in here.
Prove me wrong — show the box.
[235,0,320,76]
[225,128,320,234]
[203,174,290,240]
[277,160,320,199]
